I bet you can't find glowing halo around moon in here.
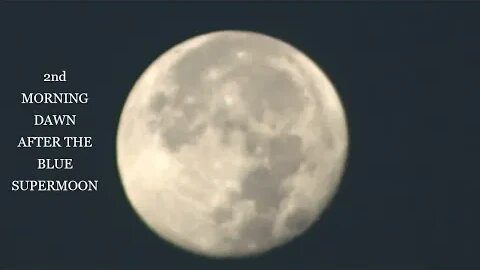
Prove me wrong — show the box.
[116,30,348,258]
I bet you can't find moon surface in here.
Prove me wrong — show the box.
[116,30,348,257]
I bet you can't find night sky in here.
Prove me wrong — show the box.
[2,2,480,269]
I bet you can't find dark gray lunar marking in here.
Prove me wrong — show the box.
[284,207,314,233]
[241,166,287,213]
[245,131,260,155]
[235,214,275,250]
[212,207,233,224]
[162,120,207,152]
[268,134,304,178]
[240,134,304,214]
[238,65,304,122]
[211,108,250,146]
[150,92,169,114]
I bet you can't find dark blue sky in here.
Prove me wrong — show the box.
[2,2,479,269]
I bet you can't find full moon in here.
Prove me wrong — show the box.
[116,30,348,257]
